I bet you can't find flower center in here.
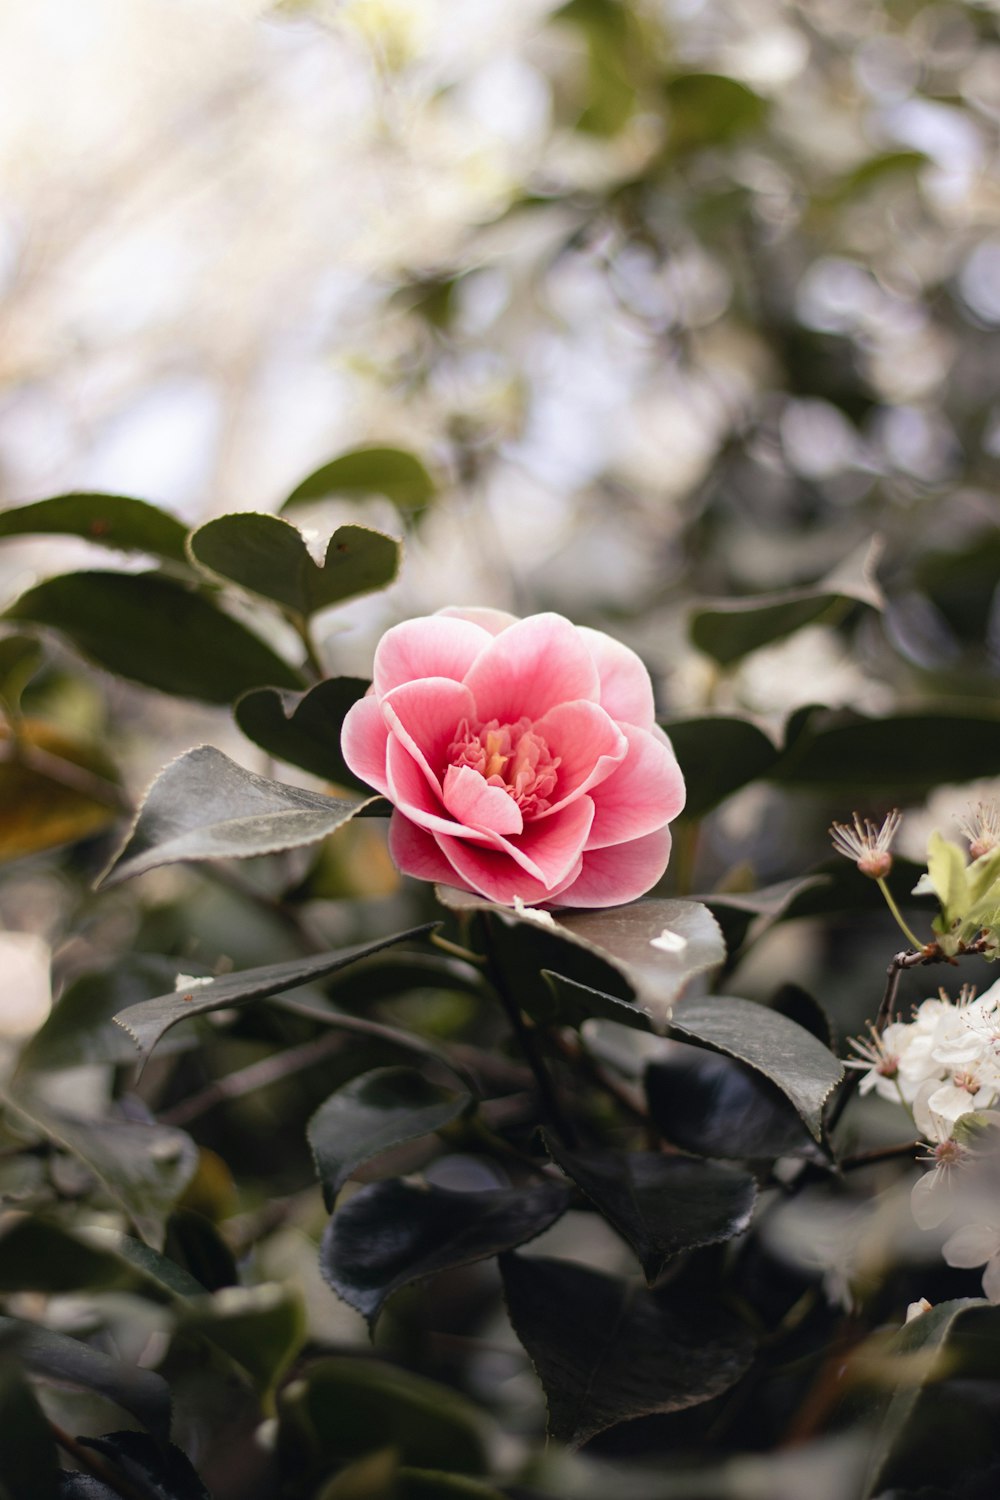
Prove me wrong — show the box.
[447,717,561,817]
[953,1070,980,1093]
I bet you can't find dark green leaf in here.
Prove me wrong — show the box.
[664,73,768,152]
[176,1283,305,1400]
[2,1094,198,1249]
[98,746,376,887]
[689,539,883,666]
[543,1136,756,1282]
[645,1046,827,1162]
[0,633,43,718]
[321,1179,570,1326]
[308,1066,472,1209]
[0,1217,204,1299]
[282,446,435,512]
[668,995,844,1141]
[68,1432,210,1500]
[235,677,371,789]
[276,1357,489,1475]
[0,493,190,564]
[662,716,780,818]
[862,1300,1000,1498]
[163,1210,238,1293]
[699,876,830,955]
[188,514,400,617]
[0,1360,59,1500]
[5,571,302,702]
[501,1254,754,1446]
[0,719,122,860]
[112,925,436,1070]
[437,890,725,1034]
[771,706,1000,794]
[0,1317,172,1444]
[397,1474,506,1500]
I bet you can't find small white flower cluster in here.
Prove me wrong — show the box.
[847,980,1000,1126]
[847,979,1000,1301]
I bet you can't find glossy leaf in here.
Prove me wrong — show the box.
[0,1367,59,1500]
[0,632,43,717]
[6,571,302,702]
[321,1179,571,1325]
[235,677,372,789]
[62,1432,211,1500]
[501,1254,755,1446]
[98,745,376,887]
[0,492,190,563]
[668,995,844,1141]
[0,1316,172,1443]
[112,925,435,1070]
[689,538,883,666]
[282,446,435,512]
[3,1093,198,1249]
[177,1283,305,1400]
[0,719,123,860]
[771,706,1000,794]
[862,1299,1000,1498]
[543,1135,756,1282]
[437,890,725,1034]
[645,1045,827,1162]
[188,513,400,617]
[308,1066,472,1209]
[277,1357,489,1476]
[0,1217,204,1300]
[661,716,780,818]
[699,876,830,956]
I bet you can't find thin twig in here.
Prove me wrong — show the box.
[479,920,577,1147]
[159,1030,345,1126]
[273,993,480,1094]
[839,1140,922,1171]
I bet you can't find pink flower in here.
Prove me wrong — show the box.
[341,607,686,908]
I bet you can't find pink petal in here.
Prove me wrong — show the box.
[435,606,519,637]
[381,677,477,787]
[437,834,584,906]
[578,626,656,729]
[388,812,469,889]
[340,694,390,794]
[385,737,476,839]
[586,724,686,850]
[440,795,594,892]
[462,612,600,725]
[531,700,627,814]
[373,616,493,698]
[552,825,673,908]
[442,764,523,837]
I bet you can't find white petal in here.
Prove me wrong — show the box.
[983,1254,1000,1303]
[911,1167,953,1230]
[942,1222,1000,1269]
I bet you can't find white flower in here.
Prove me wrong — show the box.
[911,1095,969,1230]
[942,1221,1000,1303]
[905,1297,933,1322]
[845,1021,917,1103]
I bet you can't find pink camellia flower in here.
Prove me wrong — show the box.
[341,607,686,907]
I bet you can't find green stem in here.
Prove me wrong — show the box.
[290,611,325,681]
[876,877,924,952]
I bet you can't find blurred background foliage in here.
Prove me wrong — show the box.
[3,1,1000,1496]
